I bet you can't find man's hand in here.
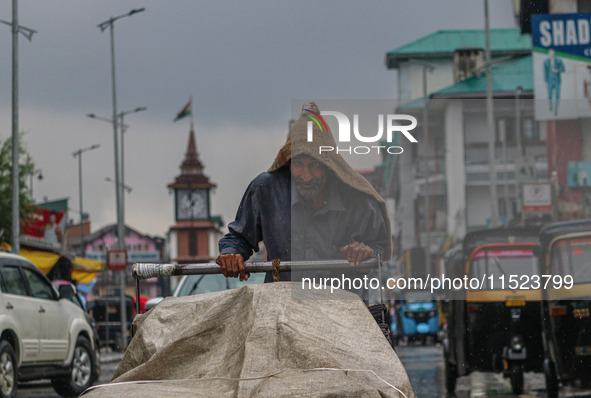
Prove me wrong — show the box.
[340,241,374,267]
[216,254,250,281]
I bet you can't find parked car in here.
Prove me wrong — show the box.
[51,280,101,375]
[0,252,100,397]
[145,272,265,312]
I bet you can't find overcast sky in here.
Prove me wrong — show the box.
[0,1,516,238]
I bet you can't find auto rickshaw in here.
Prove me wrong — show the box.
[396,291,439,345]
[87,295,135,351]
[443,227,544,395]
[537,220,591,397]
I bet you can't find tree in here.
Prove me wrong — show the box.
[0,133,35,243]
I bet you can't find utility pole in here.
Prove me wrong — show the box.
[97,7,145,350]
[484,0,500,227]
[409,58,435,274]
[0,1,36,253]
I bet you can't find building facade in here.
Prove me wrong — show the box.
[384,28,546,273]
[167,126,223,267]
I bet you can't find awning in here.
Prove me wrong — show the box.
[2,242,104,287]
[20,249,61,274]
[71,257,104,285]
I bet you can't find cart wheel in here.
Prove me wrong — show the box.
[543,358,559,398]
[510,362,524,395]
[444,360,457,393]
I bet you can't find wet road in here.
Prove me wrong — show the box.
[396,344,591,398]
[15,351,121,398]
[14,344,591,397]
[396,344,546,397]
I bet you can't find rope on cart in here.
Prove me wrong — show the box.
[80,367,408,398]
[272,259,281,282]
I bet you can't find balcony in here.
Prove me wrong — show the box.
[415,157,446,178]
[465,142,547,165]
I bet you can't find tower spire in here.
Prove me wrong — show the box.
[168,122,216,190]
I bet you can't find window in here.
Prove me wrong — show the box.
[0,266,27,296]
[522,118,539,142]
[22,268,55,300]
[499,198,517,221]
[497,117,540,143]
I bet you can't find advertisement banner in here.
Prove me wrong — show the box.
[567,161,591,187]
[532,13,591,120]
[21,206,66,249]
[522,182,552,213]
[108,249,128,270]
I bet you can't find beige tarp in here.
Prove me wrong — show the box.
[83,283,415,397]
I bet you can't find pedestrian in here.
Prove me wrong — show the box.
[216,102,391,300]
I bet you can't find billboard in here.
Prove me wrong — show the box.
[567,161,591,187]
[21,206,66,251]
[521,182,552,213]
[532,13,591,120]
[522,182,552,213]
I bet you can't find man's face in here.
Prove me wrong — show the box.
[290,155,327,198]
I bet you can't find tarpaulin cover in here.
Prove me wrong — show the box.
[82,283,415,398]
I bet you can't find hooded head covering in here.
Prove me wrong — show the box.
[269,102,392,259]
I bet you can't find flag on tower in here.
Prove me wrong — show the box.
[174,98,192,122]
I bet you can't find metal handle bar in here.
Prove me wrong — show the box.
[132,258,379,281]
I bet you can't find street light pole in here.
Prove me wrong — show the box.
[11,0,18,254]
[484,0,500,227]
[73,145,100,256]
[1,1,37,254]
[119,107,147,223]
[409,58,435,275]
[97,7,145,350]
[87,106,146,231]
[29,169,42,199]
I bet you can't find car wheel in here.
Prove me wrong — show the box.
[0,341,17,398]
[51,336,95,397]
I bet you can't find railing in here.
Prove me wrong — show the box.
[464,143,547,164]
[415,157,446,177]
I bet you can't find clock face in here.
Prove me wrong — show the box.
[176,189,208,220]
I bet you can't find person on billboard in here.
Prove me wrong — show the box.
[544,49,565,116]
[43,211,63,243]
[576,163,589,187]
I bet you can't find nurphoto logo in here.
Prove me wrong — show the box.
[304,108,418,155]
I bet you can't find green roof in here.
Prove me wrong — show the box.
[386,28,531,69]
[396,97,427,111]
[431,55,533,97]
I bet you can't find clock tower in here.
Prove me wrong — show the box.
[168,127,217,264]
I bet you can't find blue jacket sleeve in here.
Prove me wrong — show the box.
[218,178,263,261]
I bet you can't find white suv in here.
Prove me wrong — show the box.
[0,252,99,397]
